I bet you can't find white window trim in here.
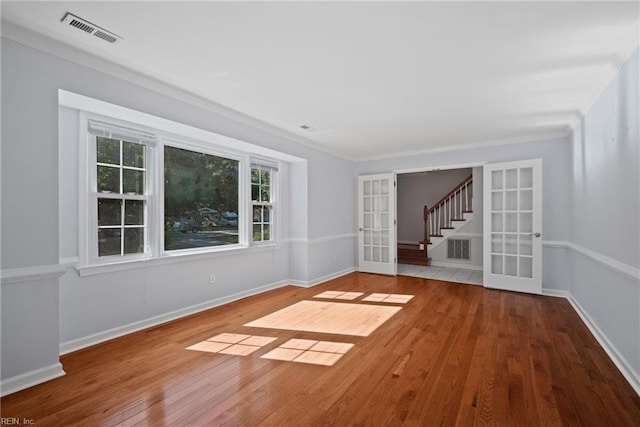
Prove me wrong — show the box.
[159,135,248,256]
[250,162,278,245]
[62,90,297,276]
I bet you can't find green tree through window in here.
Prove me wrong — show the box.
[252,165,274,242]
[96,136,146,257]
[164,146,239,250]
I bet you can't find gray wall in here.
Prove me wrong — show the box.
[567,48,639,384]
[427,166,483,269]
[2,33,638,397]
[1,37,356,392]
[397,168,471,243]
[356,48,640,392]
[356,135,573,291]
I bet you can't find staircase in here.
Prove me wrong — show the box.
[398,174,473,266]
[398,242,430,266]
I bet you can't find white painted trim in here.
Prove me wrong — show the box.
[566,294,640,397]
[1,363,65,397]
[59,90,304,163]
[539,282,640,396]
[542,240,569,249]
[1,264,67,285]
[568,242,640,281]
[543,240,640,281]
[541,288,570,298]
[59,257,80,267]
[429,261,483,271]
[59,279,291,355]
[356,132,569,162]
[289,267,356,288]
[395,161,486,175]
[61,266,356,355]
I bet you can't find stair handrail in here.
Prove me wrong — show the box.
[426,174,473,242]
[426,174,473,217]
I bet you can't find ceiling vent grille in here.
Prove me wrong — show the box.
[61,12,123,44]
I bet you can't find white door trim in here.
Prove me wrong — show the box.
[483,159,543,294]
[357,173,397,275]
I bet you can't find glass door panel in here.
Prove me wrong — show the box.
[484,160,542,294]
[358,173,396,275]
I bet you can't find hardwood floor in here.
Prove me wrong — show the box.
[2,273,639,426]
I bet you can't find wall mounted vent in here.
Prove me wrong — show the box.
[447,239,470,260]
[61,12,123,44]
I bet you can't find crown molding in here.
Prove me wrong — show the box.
[354,130,571,163]
[1,20,352,161]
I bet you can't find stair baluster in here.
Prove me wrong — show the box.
[424,174,473,242]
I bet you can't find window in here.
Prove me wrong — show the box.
[251,164,275,242]
[164,145,239,251]
[62,89,296,272]
[95,136,147,257]
[83,115,280,267]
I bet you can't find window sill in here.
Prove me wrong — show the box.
[75,243,280,277]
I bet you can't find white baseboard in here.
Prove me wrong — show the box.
[59,268,357,355]
[541,288,570,298]
[1,362,65,397]
[290,267,356,288]
[565,294,640,397]
[59,279,291,355]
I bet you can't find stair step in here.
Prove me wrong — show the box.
[440,227,454,230]
[451,218,466,222]
[398,252,424,258]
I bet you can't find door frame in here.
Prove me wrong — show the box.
[482,158,543,294]
[357,173,398,275]
[392,161,487,279]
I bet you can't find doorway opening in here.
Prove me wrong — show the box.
[396,164,484,286]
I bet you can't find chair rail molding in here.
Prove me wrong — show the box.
[1,264,68,286]
[543,240,640,281]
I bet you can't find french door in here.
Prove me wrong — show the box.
[483,159,542,294]
[357,173,396,275]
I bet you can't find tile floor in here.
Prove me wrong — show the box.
[398,264,484,286]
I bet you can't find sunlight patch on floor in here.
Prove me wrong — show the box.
[261,339,354,366]
[362,293,414,304]
[244,300,402,336]
[186,334,277,355]
[313,291,364,300]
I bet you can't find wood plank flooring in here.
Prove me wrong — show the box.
[2,272,639,426]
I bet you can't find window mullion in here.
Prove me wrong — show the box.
[120,198,125,257]
[85,113,281,266]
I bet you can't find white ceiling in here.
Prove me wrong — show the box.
[2,1,639,160]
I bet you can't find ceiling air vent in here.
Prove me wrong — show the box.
[61,12,123,44]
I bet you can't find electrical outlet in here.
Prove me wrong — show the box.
[209,274,216,284]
